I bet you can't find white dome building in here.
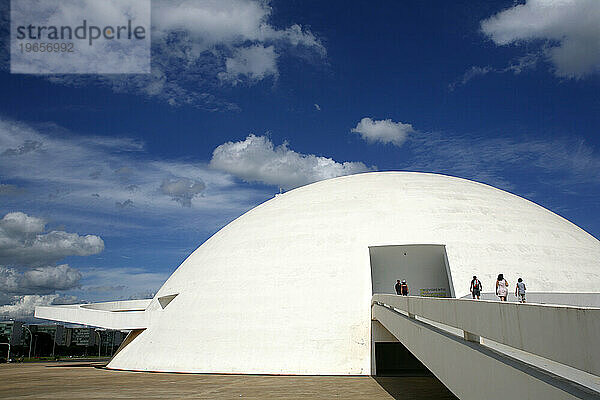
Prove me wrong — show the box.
[38,172,600,375]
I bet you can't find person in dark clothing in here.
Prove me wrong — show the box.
[395,280,402,295]
[400,280,409,296]
[470,276,482,299]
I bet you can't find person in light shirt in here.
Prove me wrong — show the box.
[496,274,508,301]
[515,278,527,303]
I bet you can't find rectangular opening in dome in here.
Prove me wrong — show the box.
[369,244,454,297]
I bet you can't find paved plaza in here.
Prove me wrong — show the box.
[0,362,456,399]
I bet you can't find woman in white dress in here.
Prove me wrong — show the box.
[496,273,508,301]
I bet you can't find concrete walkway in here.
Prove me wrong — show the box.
[0,362,457,399]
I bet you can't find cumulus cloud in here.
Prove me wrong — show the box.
[481,0,600,78]
[152,0,324,54]
[160,178,206,207]
[210,134,373,189]
[0,210,98,316]
[0,294,62,319]
[351,117,415,147]
[0,212,104,267]
[0,265,82,295]
[23,265,81,291]
[219,45,278,83]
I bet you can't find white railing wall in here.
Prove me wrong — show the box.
[372,294,600,377]
[35,303,149,330]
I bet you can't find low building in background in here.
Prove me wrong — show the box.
[98,329,126,355]
[0,321,127,358]
[0,320,23,347]
[34,324,67,346]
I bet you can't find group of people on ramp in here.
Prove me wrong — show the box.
[394,275,527,303]
[394,279,409,296]
[470,274,527,302]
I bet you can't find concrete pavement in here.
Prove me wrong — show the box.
[0,362,457,399]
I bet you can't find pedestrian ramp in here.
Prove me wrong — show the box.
[371,295,600,400]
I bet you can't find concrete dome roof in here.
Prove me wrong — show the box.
[107,172,600,374]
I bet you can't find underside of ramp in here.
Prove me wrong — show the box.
[372,304,598,400]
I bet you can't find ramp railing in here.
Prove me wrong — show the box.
[372,294,600,377]
[35,299,151,330]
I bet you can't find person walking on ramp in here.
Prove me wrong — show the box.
[395,280,402,295]
[400,280,409,296]
[496,274,508,301]
[515,278,527,303]
[470,276,482,299]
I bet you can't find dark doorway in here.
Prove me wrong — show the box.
[374,342,458,399]
[375,342,431,376]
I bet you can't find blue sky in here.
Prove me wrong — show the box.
[0,0,599,318]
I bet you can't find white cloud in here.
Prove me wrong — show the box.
[152,0,324,53]
[0,212,104,266]
[24,265,81,291]
[210,134,373,189]
[153,0,269,44]
[481,0,600,78]
[0,211,45,236]
[0,294,61,319]
[0,265,82,295]
[160,178,206,207]
[0,263,166,315]
[153,0,265,46]
[0,208,98,314]
[351,117,415,147]
[219,45,278,83]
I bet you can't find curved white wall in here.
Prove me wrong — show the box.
[107,172,600,374]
